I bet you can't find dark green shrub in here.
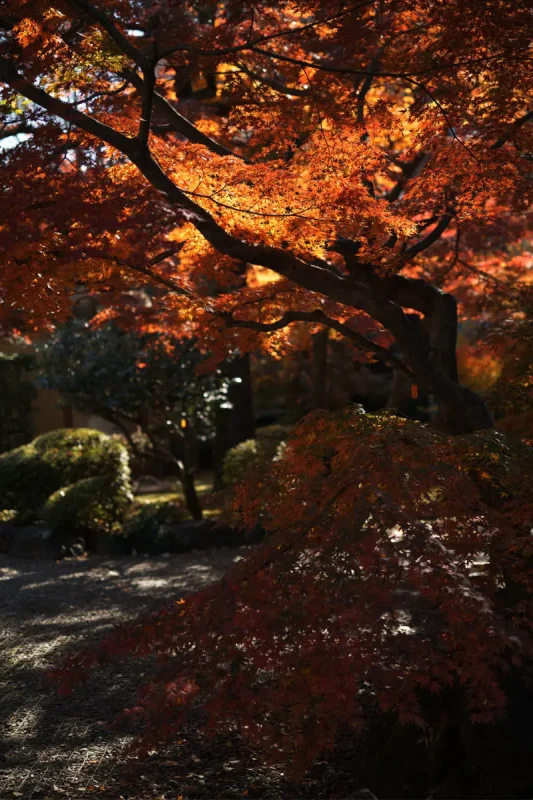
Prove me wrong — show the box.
[0,428,132,525]
[222,424,291,487]
[44,475,132,534]
[32,428,130,485]
[0,443,58,517]
[122,499,189,554]
[38,321,230,518]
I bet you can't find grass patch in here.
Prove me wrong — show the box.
[135,472,222,518]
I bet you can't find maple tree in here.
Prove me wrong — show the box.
[1,0,531,434]
[1,0,533,793]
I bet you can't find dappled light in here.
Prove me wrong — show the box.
[1,0,532,797]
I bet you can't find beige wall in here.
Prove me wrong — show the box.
[31,387,93,435]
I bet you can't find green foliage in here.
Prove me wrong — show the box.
[44,475,132,534]
[0,428,132,525]
[0,351,36,453]
[38,321,230,518]
[38,321,229,451]
[0,442,61,518]
[122,499,189,553]
[222,424,291,487]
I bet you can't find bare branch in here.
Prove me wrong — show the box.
[249,47,520,81]
[71,78,131,107]
[138,54,156,147]
[159,4,371,59]
[0,120,39,139]
[0,57,136,158]
[238,63,310,96]
[385,151,429,203]
[126,262,191,297]
[356,50,382,128]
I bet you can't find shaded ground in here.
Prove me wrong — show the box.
[0,549,252,799]
[0,550,369,800]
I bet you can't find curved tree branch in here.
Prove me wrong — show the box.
[65,0,148,69]
[491,109,533,150]
[126,70,240,159]
[1,56,493,433]
[223,308,414,376]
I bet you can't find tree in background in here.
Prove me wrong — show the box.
[0,351,36,453]
[1,1,533,793]
[38,321,228,519]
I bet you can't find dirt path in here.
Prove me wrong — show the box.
[0,549,248,799]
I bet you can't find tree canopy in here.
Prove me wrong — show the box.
[1,0,532,433]
[2,3,533,792]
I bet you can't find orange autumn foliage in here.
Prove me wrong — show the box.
[1,0,533,785]
[50,410,533,776]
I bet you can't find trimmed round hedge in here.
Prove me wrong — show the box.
[222,424,292,487]
[44,475,132,534]
[0,428,132,530]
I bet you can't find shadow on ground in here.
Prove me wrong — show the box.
[0,549,248,799]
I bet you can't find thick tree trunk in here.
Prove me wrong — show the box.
[434,385,494,435]
[213,353,255,490]
[226,354,256,447]
[311,327,329,409]
[180,467,203,520]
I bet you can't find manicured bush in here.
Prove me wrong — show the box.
[0,442,59,518]
[122,499,189,554]
[0,428,132,526]
[222,424,291,487]
[32,428,131,486]
[44,475,132,534]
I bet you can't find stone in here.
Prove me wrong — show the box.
[7,524,61,560]
[170,520,248,551]
[59,536,86,558]
[85,530,132,556]
[0,522,17,554]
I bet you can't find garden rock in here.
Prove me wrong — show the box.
[173,520,248,550]
[85,530,133,556]
[0,521,17,554]
[59,536,86,558]
[128,520,252,556]
[7,524,61,559]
